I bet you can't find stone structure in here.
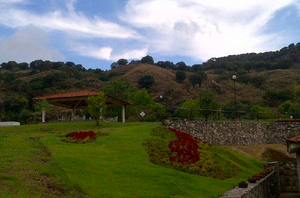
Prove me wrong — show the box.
[220,162,280,198]
[280,161,299,192]
[163,120,300,146]
[0,122,20,127]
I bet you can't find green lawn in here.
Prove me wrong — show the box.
[0,122,262,198]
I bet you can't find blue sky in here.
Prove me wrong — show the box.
[0,0,300,70]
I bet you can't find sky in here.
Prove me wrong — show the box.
[0,0,300,70]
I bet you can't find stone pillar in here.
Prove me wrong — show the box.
[42,108,45,123]
[122,105,126,123]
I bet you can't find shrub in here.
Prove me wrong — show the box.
[138,75,155,89]
[175,71,186,83]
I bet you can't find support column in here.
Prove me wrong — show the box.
[42,108,45,123]
[122,105,126,123]
[71,109,75,121]
[297,153,300,193]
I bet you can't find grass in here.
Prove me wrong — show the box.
[0,122,262,198]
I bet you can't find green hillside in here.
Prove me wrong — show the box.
[0,122,262,198]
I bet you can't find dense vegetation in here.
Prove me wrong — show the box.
[1,43,300,123]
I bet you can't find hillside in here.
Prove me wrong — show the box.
[1,43,300,122]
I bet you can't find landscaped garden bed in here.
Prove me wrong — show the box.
[143,126,254,180]
[62,131,97,143]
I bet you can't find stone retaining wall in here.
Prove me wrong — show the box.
[220,162,280,198]
[163,120,300,146]
[280,161,299,192]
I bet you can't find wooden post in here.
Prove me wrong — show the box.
[42,108,45,123]
[122,105,126,123]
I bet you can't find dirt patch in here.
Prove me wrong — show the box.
[262,148,296,162]
[227,144,296,162]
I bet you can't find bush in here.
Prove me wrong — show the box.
[138,75,155,89]
[249,76,266,88]
[175,71,186,82]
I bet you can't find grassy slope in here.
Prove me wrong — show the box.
[0,122,262,198]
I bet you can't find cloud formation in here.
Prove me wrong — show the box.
[0,0,138,39]
[121,0,298,61]
[72,44,148,61]
[0,0,298,65]
[0,26,64,63]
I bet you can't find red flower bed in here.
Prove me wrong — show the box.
[66,131,96,140]
[168,128,200,165]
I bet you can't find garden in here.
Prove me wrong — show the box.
[0,122,262,198]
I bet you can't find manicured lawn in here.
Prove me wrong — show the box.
[0,122,262,198]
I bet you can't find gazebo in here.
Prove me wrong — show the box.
[33,90,132,123]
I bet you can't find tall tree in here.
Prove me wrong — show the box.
[198,91,220,121]
[87,92,107,126]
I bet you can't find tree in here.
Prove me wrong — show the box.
[156,61,175,69]
[110,62,118,69]
[189,71,207,87]
[65,61,76,67]
[87,92,107,126]
[127,89,166,121]
[198,91,220,121]
[117,59,128,66]
[176,71,186,83]
[34,100,50,112]
[180,100,199,118]
[141,55,154,65]
[250,105,272,119]
[290,103,300,118]
[138,75,155,89]
[175,61,187,71]
[18,62,29,70]
[294,85,300,102]
[278,100,293,116]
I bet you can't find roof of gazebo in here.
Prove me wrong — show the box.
[33,90,132,109]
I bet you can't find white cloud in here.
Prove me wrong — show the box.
[0,26,64,63]
[72,43,148,61]
[0,1,139,39]
[121,0,298,61]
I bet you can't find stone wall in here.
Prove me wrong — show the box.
[220,162,280,198]
[280,161,299,192]
[163,119,300,146]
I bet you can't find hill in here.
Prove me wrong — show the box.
[1,43,300,122]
